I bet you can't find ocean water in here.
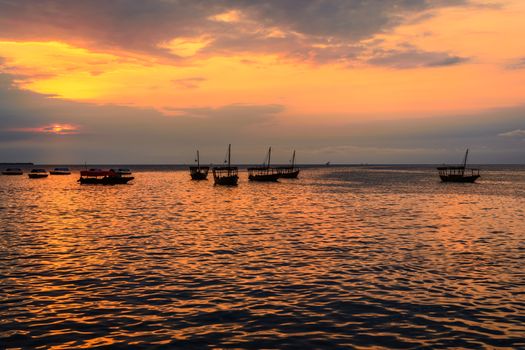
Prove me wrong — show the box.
[1,166,524,349]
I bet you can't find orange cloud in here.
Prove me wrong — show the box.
[0,1,524,121]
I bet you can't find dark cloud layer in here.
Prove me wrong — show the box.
[368,48,468,68]
[0,0,472,65]
[1,73,523,164]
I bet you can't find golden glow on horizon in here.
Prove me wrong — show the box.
[9,123,79,135]
[0,1,524,121]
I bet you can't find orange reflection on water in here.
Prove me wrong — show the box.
[1,167,524,348]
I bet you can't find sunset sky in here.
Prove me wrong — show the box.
[1,0,524,164]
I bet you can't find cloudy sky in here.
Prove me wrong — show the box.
[0,0,524,164]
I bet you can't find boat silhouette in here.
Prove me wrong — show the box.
[212,144,238,186]
[437,149,480,183]
[248,147,280,182]
[78,169,134,185]
[189,150,209,180]
[28,169,49,179]
[277,150,300,179]
[2,168,23,175]
[50,167,71,175]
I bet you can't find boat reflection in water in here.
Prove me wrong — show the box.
[212,144,238,186]
[189,150,209,180]
[437,149,480,183]
[78,169,134,185]
[248,147,280,182]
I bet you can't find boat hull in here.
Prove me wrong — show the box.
[79,176,134,185]
[2,171,23,175]
[190,166,209,180]
[279,170,300,179]
[440,175,480,183]
[191,172,208,180]
[214,175,238,186]
[50,171,71,175]
[248,173,280,182]
[28,174,48,179]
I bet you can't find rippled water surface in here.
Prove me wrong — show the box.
[1,166,524,349]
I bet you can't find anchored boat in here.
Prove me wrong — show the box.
[212,144,238,186]
[78,169,134,185]
[2,168,23,175]
[28,169,49,179]
[50,167,71,175]
[437,149,480,183]
[248,147,280,182]
[189,150,209,180]
[277,150,300,179]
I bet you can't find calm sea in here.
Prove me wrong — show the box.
[1,166,524,349]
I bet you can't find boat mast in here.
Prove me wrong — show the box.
[268,147,271,168]
[461,148,469,176]
[197,150,200,169]
[463,148,469,168]
[292,150,295,169]
[228,144,231,168]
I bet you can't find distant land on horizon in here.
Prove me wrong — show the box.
[2,163,524,167]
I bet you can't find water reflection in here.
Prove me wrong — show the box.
[1,167,524,348]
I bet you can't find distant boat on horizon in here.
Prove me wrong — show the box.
[437,149,480,183]
[212,144,238,186]
[28,169,49,179]
[2,168,23,175]
[50,167,71,175]
[189,150,209,180]
[248,147,280,182]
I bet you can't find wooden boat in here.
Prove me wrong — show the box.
[50,167,71,175]
[437,149,480,183]
[277,150,300,179]
[28,169,49,178]
[78,169,134,185]
[212,144,238,186]
[189,150,209,180]
[248,147,280,182]
[2,168,23,175]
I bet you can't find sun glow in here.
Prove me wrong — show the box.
[9,123,80,135]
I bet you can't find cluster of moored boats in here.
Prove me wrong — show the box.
[2,167,72,178]
[191,145,299,186]
[1,167,134,184]
[1,148,482,185]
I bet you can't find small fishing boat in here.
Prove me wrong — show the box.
[437,149,480,183]
[50,167,71,175]
[189,150,209,180]
[277,150,300,179]
[248,147,280,182]
[2,168,23,175]
[78,169,134,185]
[28,169,49,178]
[111,168,132,175]
[212,144,238,186]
